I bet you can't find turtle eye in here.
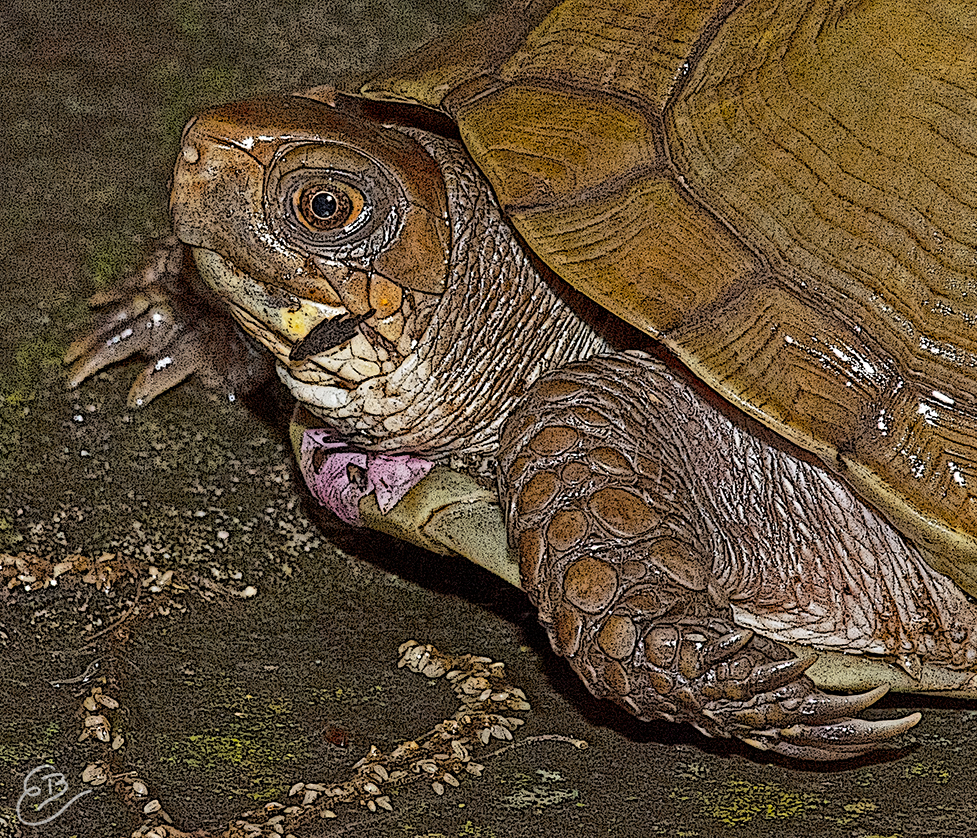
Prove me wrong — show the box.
[295,182,365,232]
[266,144,401,258]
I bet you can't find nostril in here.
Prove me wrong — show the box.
[181,144,200,165]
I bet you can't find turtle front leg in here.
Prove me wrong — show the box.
[498,351,920,760]
[66,236,273,405]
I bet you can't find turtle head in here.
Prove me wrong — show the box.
[171,92,609,453]
[171,94,450,406]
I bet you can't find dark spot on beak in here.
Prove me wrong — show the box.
[290,308,376,361]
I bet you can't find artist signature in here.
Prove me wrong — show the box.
[16,763,92,826]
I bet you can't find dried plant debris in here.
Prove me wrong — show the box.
[0,553,258,616]
[1,551,125,593]
[61,642,585,837]
[74,680,181,831]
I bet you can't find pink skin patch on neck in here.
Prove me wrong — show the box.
[299,429,434,526]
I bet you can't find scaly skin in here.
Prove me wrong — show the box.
[66,254,927,759]
[498,353,924,759]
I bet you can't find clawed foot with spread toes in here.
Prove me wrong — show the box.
[65,236,272,405]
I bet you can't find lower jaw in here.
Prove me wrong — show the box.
[276,364,351,411]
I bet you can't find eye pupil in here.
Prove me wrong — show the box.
[311,191,338,220]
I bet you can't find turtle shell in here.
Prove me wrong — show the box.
[360,0,977,594]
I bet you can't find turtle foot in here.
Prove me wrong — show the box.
[740,708,922,761]
[675,637,921,759]
[65,236,272,405]
[595,615,920,760]
[498,354,923,761]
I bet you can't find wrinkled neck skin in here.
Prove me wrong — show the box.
[287,129,612,457]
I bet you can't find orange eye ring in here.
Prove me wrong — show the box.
[295,182,365,232]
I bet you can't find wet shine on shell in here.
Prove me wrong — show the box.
[361,0,977,594]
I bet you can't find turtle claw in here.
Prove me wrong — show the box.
[748,655,817,695]
[66,297,178,390]
[701,629,754,667]
[126,337,198,407]
[744,711,922,761]
[634,631,918,759]
[724,679,920,760]
[799,684,892,722]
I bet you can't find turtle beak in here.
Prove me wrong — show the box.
[289,308,376,361]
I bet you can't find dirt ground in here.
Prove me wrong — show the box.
[1,1,976,836]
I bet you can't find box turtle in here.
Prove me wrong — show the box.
[67,0,977,760]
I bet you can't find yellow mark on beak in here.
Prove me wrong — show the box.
[283,304,333,341]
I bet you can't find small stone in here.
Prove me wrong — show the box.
[143,799,161,814]
[82,763,107,785]
[85,714,111,742]
[288,782,304,796]
[132,780,148,797]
